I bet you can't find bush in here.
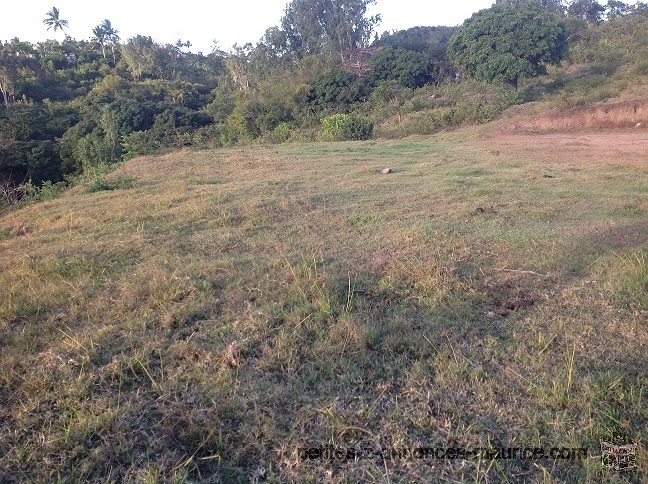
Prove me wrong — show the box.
[308,69,371,112]
[320,114,374,141]
[266,122,293,144]
[340,115,374,141]
[33,180,68,201]
[225,111,257,143]
[370,48,435,89]
[77,162,136,194]
[320,114,348,141]
[122,131,152,160]
[83,173,138,194]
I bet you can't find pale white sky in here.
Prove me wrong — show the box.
[0,0,615,54]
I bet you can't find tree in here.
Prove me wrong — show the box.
[567,0,606,23]
[306,68,370,112]
[0,40,39,110]
[373,26,458,57]
[447,3,567,89]
[605,1,632,18]
[370,48,434,89]
[92,20,120,61]
[120,36,157,80]
[634,2,648,15]
[281,0,381,58]
[43,7,69,34]
[0,43,21,110]
[496,0,565,14]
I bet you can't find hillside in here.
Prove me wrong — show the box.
[1,124,646,481]
[2,4,648,195]
[2,2,648,481]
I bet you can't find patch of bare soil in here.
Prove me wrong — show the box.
[480,132,648,166]
[501,99,648,132]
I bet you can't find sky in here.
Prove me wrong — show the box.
[0,1,503,54]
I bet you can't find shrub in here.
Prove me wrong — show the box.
[78,162,137,194]
[370,47,435,89]
[83,173,137,194]
[33,180,68,201]
[0,179,31,208]
[121,131,152,160]
[320,114,348,141]
[320,114,374,141]
[340,115,374,141]
[266,122,293,144]
[225,112,256,143]
[308,69,371,112]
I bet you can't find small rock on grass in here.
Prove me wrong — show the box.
[382,167,392,174]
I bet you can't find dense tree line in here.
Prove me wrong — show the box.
[1,0,646,190]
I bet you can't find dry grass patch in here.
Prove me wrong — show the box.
[0,132,646,482]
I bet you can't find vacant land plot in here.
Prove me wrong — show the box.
[0,129,646,482]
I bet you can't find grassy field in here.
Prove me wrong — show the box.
[0,129,646,482]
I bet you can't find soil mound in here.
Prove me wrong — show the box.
[503,99,648,132]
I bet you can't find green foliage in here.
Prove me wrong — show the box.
[376,80,521,138]
[568,12,648,65]
[1,34,226,186]
[321,114,373,140]
[92,19,120,61]
[370,80,411,105]
[83,174,137,193]
[3,4,648,192]
[32,180,68,200]
[321,114,349,140]
[535,12,648,108]
[340,115,374,140]
[567,0,606,23]
[119,36,158,80]
[373,26,458,57]
[266,122,293,143]
[308,69,371,112]
[496,0,565,14]
[281,0,380,57]
[0,104,65,184]
[43,7,69,33]
[181,124,228,148]
[0,39,40,108]
[121,131,150,159]
[81,163,137,193]
[74,130,116,169]
[224,112,252,143]
[371,48,435,88]
[448,3,568,88]
[205,76,237,123]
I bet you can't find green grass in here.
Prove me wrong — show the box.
[0,132,646,482]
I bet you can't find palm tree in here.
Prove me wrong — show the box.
[43,7,69,33]
[92,19,120,59]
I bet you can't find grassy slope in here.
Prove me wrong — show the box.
[0,130,646,482]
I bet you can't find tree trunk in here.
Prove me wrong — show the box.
[0,77,9,110]
[506,77,519,90]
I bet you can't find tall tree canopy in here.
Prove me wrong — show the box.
[447,3,568,89]
[373,26,457,57]
[495,0,565,14]
[370,48,435,88]
[567,0,606,22]
[281,0,381,57]
[92,20,120,60]
[43,7,69,33]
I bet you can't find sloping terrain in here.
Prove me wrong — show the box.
[0,127,646,482]
[502,99,648,132]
